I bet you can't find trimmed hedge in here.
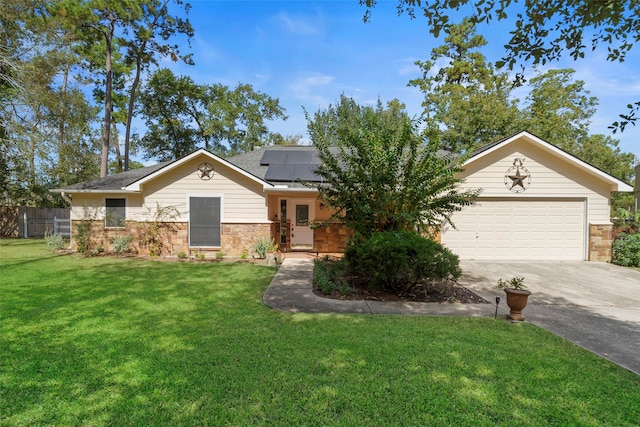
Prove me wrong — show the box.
[344,231,461,292]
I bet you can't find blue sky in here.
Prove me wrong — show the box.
[155,0,640,159]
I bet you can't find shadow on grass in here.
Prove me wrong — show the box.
[1,238,75,269]
[2,244,640,425]
[1,256,282,424]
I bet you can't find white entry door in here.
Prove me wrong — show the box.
[288,199,314,250]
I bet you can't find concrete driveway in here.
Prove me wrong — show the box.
[458,260,640,375]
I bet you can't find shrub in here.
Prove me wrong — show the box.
[612,232,640,267]
[75,221,93,254]
[44,233,66,251]
[344,231,461,292]
[314,257,352,296]
[177,251,188,259]
[113,234,133,256]
[139,203,181,257]
[252,236,278,259]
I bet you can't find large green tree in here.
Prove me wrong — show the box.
[522,68,634,184]
[137,68,287,160]
[1,0,100,206]
[409,20,634,190]
[121,0,194,171]
[362,0,640,131]
[409,19,522,153]
[306,96,480,239]
[523,69,597,152]
[52,0,193,177]
[53,0,131,178]
[136,68,206,160]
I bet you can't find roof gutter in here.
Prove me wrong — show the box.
[263,186,319,193]
[50,189,138,194]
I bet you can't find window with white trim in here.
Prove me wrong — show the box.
[105,198,126,228]
[189,196,221,247]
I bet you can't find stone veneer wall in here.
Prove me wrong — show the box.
[220,223,271,256]
[71,220,271,257]
[313,222,351,253]
[588,223,613,262]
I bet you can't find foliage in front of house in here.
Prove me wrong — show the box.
[139,203,181,257]
[251,236,278,259]
[313,256,353,296]
[113,234,133,256]
[612,232,640,267]
[44,232,67,251]
[306,97,471,291]
[306,95,480,240]
[344,231,461,292]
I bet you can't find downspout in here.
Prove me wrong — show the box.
[635,164,640,212]
[61,192,73,249]
[61,191,72,205]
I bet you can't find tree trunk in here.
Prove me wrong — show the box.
[100,13,116,178]
[58,62,69,170]
[124,57,141,171]
[112,120,122,173]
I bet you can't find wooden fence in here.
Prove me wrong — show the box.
[0,206,70,238]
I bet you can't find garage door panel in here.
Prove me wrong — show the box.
[442,199,585,260]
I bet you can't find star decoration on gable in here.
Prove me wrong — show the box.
[197,162,214,180]
[504,158,531,193]
[508,168,528,191]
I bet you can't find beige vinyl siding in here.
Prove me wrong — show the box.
[138,157,268,223]
[69,193,144,221]
[458,138,611,224]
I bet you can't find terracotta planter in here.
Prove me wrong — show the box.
[504,288,532,321]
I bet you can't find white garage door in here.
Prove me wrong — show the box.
[441,199,585,260]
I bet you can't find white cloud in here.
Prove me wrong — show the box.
[271,11,321,35]
[396,57,421,77]
[287,73,335,107]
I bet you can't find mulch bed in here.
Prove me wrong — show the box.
[314,280,489,304]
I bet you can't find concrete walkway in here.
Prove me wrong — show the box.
[263,257,640,375]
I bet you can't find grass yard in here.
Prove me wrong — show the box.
[1,239,639,426]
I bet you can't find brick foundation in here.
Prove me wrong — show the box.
[221,223,271,256]
[313,222,351,253]
[71,220,273,258]
[589,223,613,262]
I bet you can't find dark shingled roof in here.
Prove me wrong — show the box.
[53,161,173,192]
[52,144,466,193]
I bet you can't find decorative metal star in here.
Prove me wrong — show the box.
[197,162,214,180]
[508,168,528,191]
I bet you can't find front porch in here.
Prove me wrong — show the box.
[266,193,350,253]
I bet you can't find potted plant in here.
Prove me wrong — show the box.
[497,276,531,321]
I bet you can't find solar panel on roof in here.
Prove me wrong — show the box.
[294,164,322,181]
[260,148,326,182]
[285,151,313,164]
[265,164,296,181]
[309,152,322,164]
[260,150,288,165]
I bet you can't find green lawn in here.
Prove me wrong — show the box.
[1,239,639,426]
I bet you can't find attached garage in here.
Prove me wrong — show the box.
[440,132,633,262]
[441,198,586,260]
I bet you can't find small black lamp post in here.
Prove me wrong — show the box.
[494,296,501,319]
